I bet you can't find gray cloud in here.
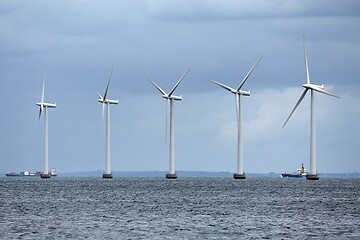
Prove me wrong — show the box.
[147,0,360,21]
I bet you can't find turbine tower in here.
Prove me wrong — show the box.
[97,68,118,179]
[283,36,339,180]
[211,56,262,179]
[36,65,56,178]
[148,68,190,179]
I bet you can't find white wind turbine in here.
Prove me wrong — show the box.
[36,65,56,178]
[148,68,190,179]
[283,37,339,180]
[97,68,118,179]
[211,56,262,179]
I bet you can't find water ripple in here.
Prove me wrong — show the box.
[0,177,359,239]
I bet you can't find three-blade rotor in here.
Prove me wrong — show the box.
[210,56,262,96]
[36,65,56,122]
[148,68,190,100]
[283,37,340,128]
[98,68,119,121]
[210,56,261,128]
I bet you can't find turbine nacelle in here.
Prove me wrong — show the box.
[36,102,57,108]
[162,95,182,101]
[302,83,339,98]
[97,97,119,105]
[239,90,251,96]
[218,87,251,96]
[303,83,323,90]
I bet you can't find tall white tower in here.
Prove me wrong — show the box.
[211,57,262,179]
[36,65,56,178]
[283,36,339,180]
[97,69,118,179]
[148,69,190,179]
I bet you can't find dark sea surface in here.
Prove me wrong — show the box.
[1,177,359,239]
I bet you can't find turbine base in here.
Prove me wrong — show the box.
[233,173,246,179]
[306,174,319,180]
[102,173,113,179]
[40,174,51,179]
[166,173,177,179]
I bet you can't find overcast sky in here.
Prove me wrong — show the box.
[1,0,359,174]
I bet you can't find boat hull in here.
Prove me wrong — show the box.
[281,173,304,178]
[5,169,57,177]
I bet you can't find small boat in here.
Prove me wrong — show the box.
[281,163,306,178]
[5,169,57,177]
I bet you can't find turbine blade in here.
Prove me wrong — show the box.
[304,35,310,84]
[148,78,166,96]
[104,68,113,100]
[38,107,42,123]
[311,85,340,98]
[210,80,236,93]
[283,89,308,128]
[168,68,190,97]
[237,56,262,91]
[165,99,169,144]
[97,92,103,100]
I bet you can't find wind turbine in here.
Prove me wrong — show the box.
[36,65,56,178]
[283,36,340,180]
[148,68,190,179]
[97,68,118,179]
[211,56,262,179]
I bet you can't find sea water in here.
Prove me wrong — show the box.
[1,177,359,239]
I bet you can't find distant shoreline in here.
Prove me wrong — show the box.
[30,171,360,178]
[2,170,360,178]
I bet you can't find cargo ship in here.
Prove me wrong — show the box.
[281,163,306,178]
[5,168,57,177]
